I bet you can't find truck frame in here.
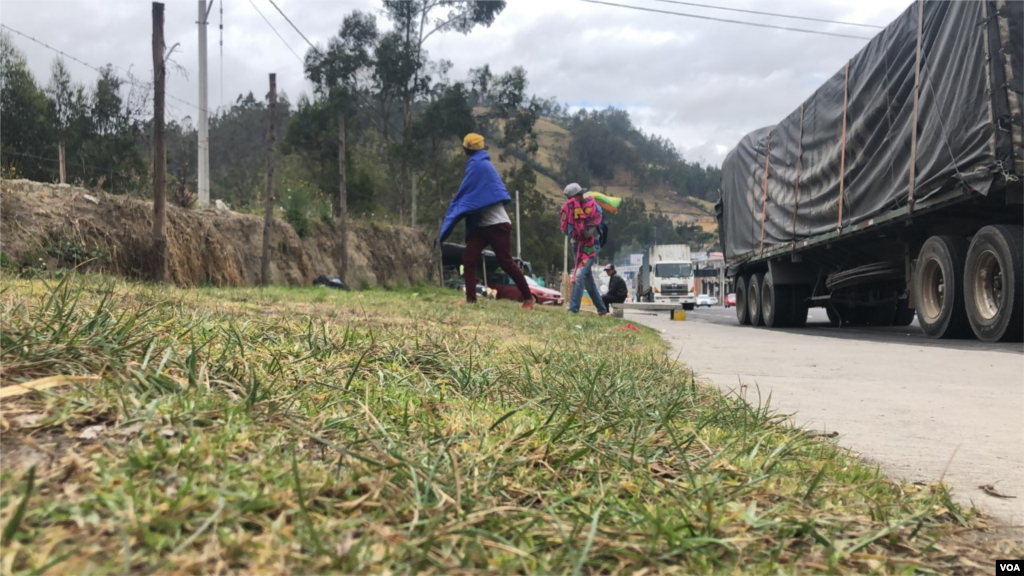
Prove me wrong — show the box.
[717,0,1023,342]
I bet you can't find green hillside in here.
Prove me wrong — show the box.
[484,111,718,228]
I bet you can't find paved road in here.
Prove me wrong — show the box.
[626,306,1024,529]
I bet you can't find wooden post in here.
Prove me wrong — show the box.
[58,140,66,184]
[260,73,276,286]
[909,0,924,206]
[411,171,417,227]
[562,235,569,302]
[152,2,168,283]
[338,112,348,281]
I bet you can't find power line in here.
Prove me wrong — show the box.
[267,0,317,57]
[256,0,406,139]
[246,0,303,65]
[580,0,873,40]
[652,0,884,30]
[1,23,206,114]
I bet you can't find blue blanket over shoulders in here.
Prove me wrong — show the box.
[439,151,511,242]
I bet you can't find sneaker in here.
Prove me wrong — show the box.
[521,297,535,310]
[598,311,610,316]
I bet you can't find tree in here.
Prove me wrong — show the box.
[87,66,145,193]
[411,81,475,226]
[380,0,507,223]
[46,57,86,184]
[302,10,378,219]
[468,64,492,106]
[492,66,541,164]
[1,31,55,182]
[382,0,505,132]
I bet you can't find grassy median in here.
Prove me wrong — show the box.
[0,275,1014,574]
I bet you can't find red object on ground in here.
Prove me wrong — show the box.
[615,323,641,332]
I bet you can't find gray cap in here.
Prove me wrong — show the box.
[563,183,587,198]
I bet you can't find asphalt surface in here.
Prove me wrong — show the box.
[626,305,1024,530]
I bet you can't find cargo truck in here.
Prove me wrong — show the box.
[635,244,697,309]
[716,0,1022,342]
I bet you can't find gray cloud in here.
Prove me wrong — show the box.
[4,0,910,165]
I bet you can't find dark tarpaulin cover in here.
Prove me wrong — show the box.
[717,0,1023,263]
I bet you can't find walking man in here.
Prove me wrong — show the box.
[440,133,534,309]
[601,264,628,307]
[560,183,608,315]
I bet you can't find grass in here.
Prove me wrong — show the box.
[0,274,1016,575]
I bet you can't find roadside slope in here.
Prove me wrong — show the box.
[0,179,435,289]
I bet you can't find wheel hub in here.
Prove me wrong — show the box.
[972,249,1002,321]
[920,258,945,322]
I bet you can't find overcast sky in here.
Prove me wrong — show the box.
[2,0,910,166]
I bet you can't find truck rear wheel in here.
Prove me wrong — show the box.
[749,272,766,326]
[735,275,751,325]
[915,235,971,339]
[761,271,793,328]
[964,225,1024,342]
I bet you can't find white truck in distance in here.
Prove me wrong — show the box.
[637,244,696,310]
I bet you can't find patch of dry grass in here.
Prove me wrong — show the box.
[1,275,1018,575]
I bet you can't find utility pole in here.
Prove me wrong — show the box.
[411,173,417,226]
[197,0,211,207]
[261,73,276,286]
[515,189,521,260]
[152,2,168,283]
[562,236,569,303]
[338,112,348,281]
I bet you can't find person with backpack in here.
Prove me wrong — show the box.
[439,133,534,309]
[560,183,609,315]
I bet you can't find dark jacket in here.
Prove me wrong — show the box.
[606,273,628,300]
[439,150,512,242]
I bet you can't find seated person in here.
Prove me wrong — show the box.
[601,264,628,307]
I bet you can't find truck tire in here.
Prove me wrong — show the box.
[749,272,766,326]
[735,275,751,325]
[761,270,794,328]
[790,286,810,328]
[893,298,916,326]
[683,302,695,311]
[963,225,1024,342]
[915,235,971,339]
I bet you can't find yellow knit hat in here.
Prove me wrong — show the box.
[462,133,485,151]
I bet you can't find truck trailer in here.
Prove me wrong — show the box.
[716,0,1023,342]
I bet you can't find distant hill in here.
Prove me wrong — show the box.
[476,108,719,231]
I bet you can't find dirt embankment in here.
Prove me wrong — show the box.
[0,179,437,289]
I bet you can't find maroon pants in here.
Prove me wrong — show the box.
[463,223,531,303]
